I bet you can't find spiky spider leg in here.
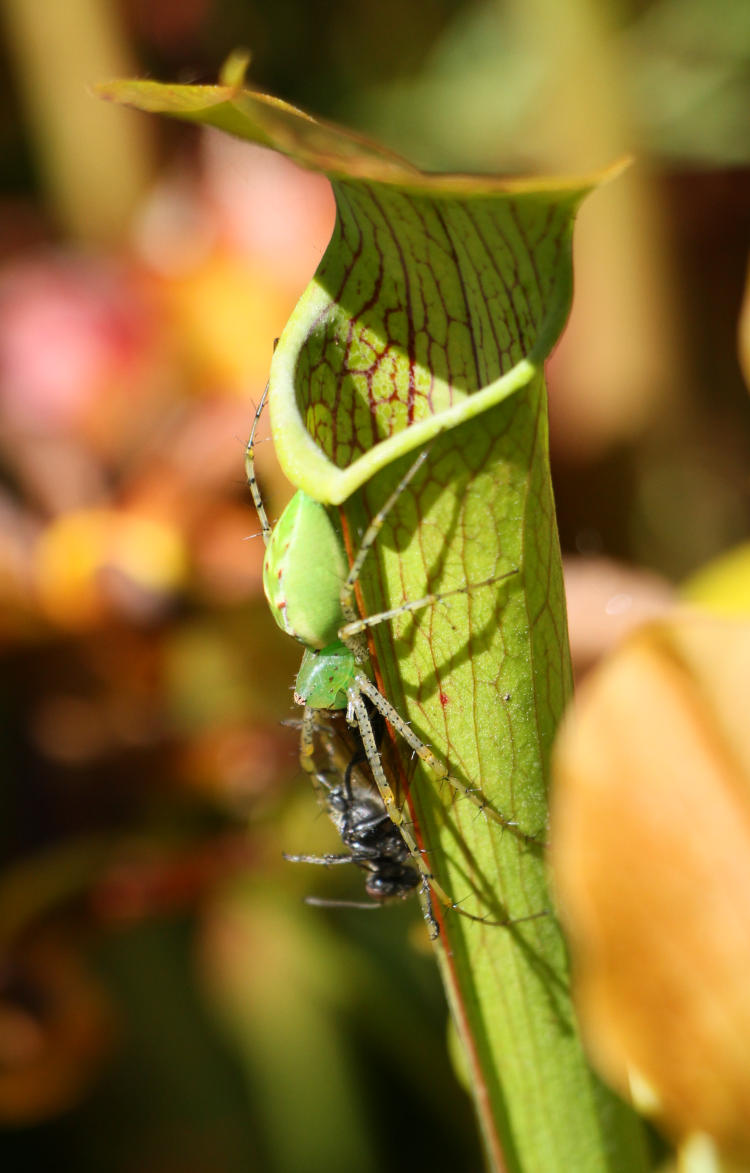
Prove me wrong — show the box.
[244,381,272,542]
[326,699,541,936]
[350,692,547,932]
[338,444,517,634]
[338,696,438,936]
[333,449,532,838]
[354,673,539,841]
[340,572,518,641]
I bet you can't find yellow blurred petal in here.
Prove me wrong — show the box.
[551,615,750,1159]
[35,508,186,628]
[682,543,750,617]
[111,511,186,591]
[164,253,294,393]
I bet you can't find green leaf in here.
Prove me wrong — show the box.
[99,67,647,1171]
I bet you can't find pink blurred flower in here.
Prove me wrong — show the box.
[0,253,155,431]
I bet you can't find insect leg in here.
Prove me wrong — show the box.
[283,851,358,866]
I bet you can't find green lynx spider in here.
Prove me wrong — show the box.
[245,383,522,934]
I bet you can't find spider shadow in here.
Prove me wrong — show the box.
[409,805,575,1033]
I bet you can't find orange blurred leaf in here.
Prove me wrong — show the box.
[551,615,750,1159]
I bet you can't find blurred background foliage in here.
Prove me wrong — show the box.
[0,0,747,1170]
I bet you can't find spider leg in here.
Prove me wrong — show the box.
[244,381,273,546]
[349,686,539,930]
[355,674,541,842]
[339,448,430,626]
[339,571,517,642]
[347,689,440,938]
